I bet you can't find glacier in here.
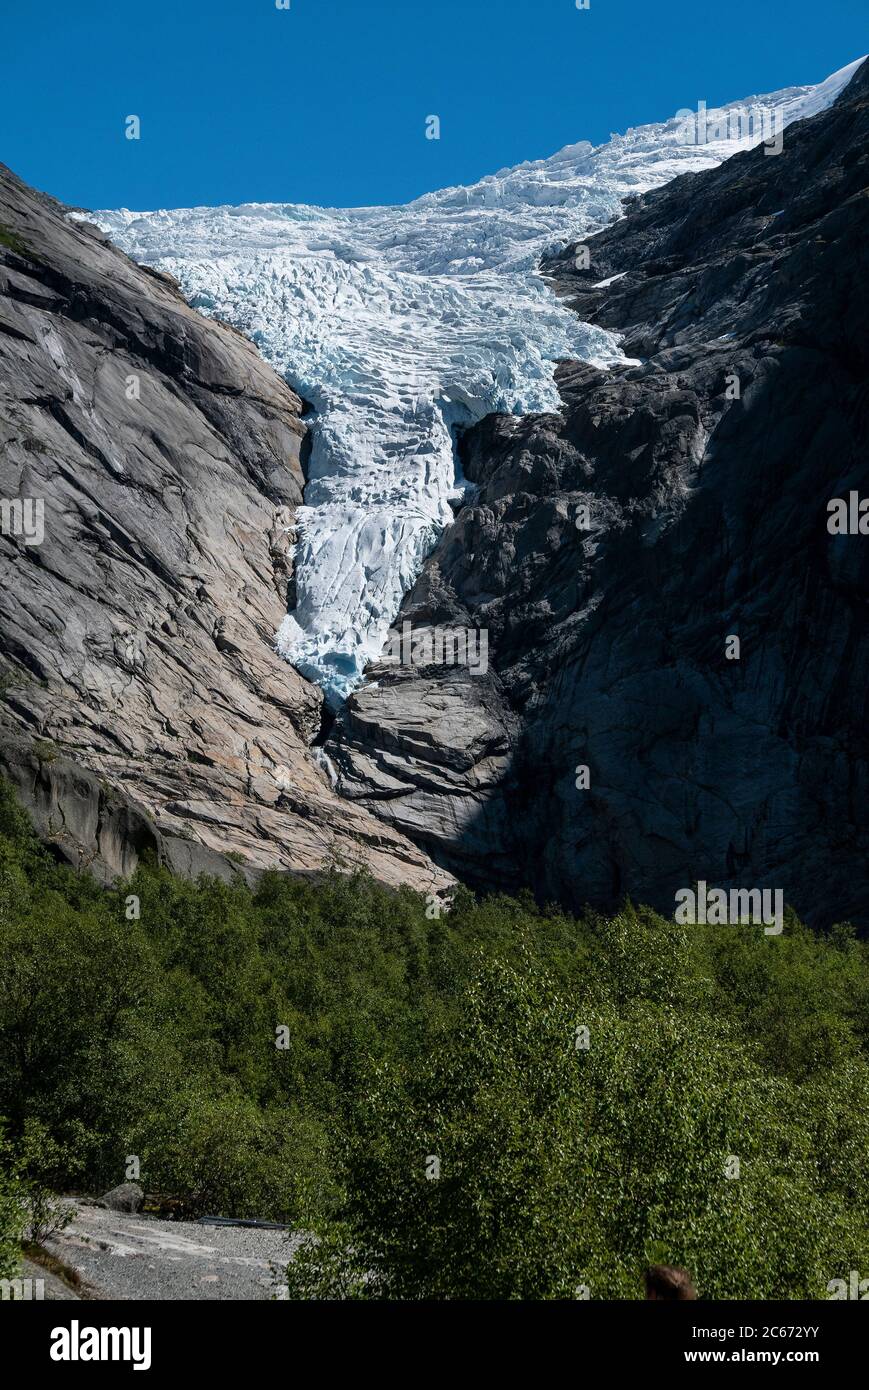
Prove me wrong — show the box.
[95,59,861,706]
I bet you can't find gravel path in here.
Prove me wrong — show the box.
[45,1201,303,1301]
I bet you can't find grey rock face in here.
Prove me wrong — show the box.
[0,163,450,895]
[328,60,869,925]
[332,660,519,884]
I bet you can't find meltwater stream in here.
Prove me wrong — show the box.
[96,60,860,706]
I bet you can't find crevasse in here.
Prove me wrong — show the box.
[96,59,861,706]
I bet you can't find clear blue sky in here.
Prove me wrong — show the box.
[1,0,864,211]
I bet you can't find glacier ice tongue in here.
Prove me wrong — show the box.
[95,58,862,705]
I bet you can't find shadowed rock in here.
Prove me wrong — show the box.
[327,59,869,926]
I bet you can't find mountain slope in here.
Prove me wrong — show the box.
[96,60,861,705]
[327,58,869,925]
[0,163,450,893]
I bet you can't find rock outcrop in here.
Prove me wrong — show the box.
[98,1183,144,1214]
[327,59,869,926]
[0,163,450,894]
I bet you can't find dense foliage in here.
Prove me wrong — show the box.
[0,778,867,1297]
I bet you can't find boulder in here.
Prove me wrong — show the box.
[99,1183,144,1214]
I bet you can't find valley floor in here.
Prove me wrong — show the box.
[40,1202,300,1301]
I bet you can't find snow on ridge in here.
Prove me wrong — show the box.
[96,58,862,706]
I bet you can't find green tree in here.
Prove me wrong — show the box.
[288,948,867,1299]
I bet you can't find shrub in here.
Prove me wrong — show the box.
[0,1128,25,1281]
[0,775,867,1297]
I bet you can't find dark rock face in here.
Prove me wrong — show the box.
[0,164,450,894]
[328,60,869,926]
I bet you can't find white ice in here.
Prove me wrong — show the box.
[95,58,862,705]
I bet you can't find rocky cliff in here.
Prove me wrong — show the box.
[0,163,450,893]
[327,59,869,926]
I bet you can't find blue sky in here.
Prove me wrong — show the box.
[1,0,865,211]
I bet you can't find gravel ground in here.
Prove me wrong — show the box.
[44,1201,304,1301]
